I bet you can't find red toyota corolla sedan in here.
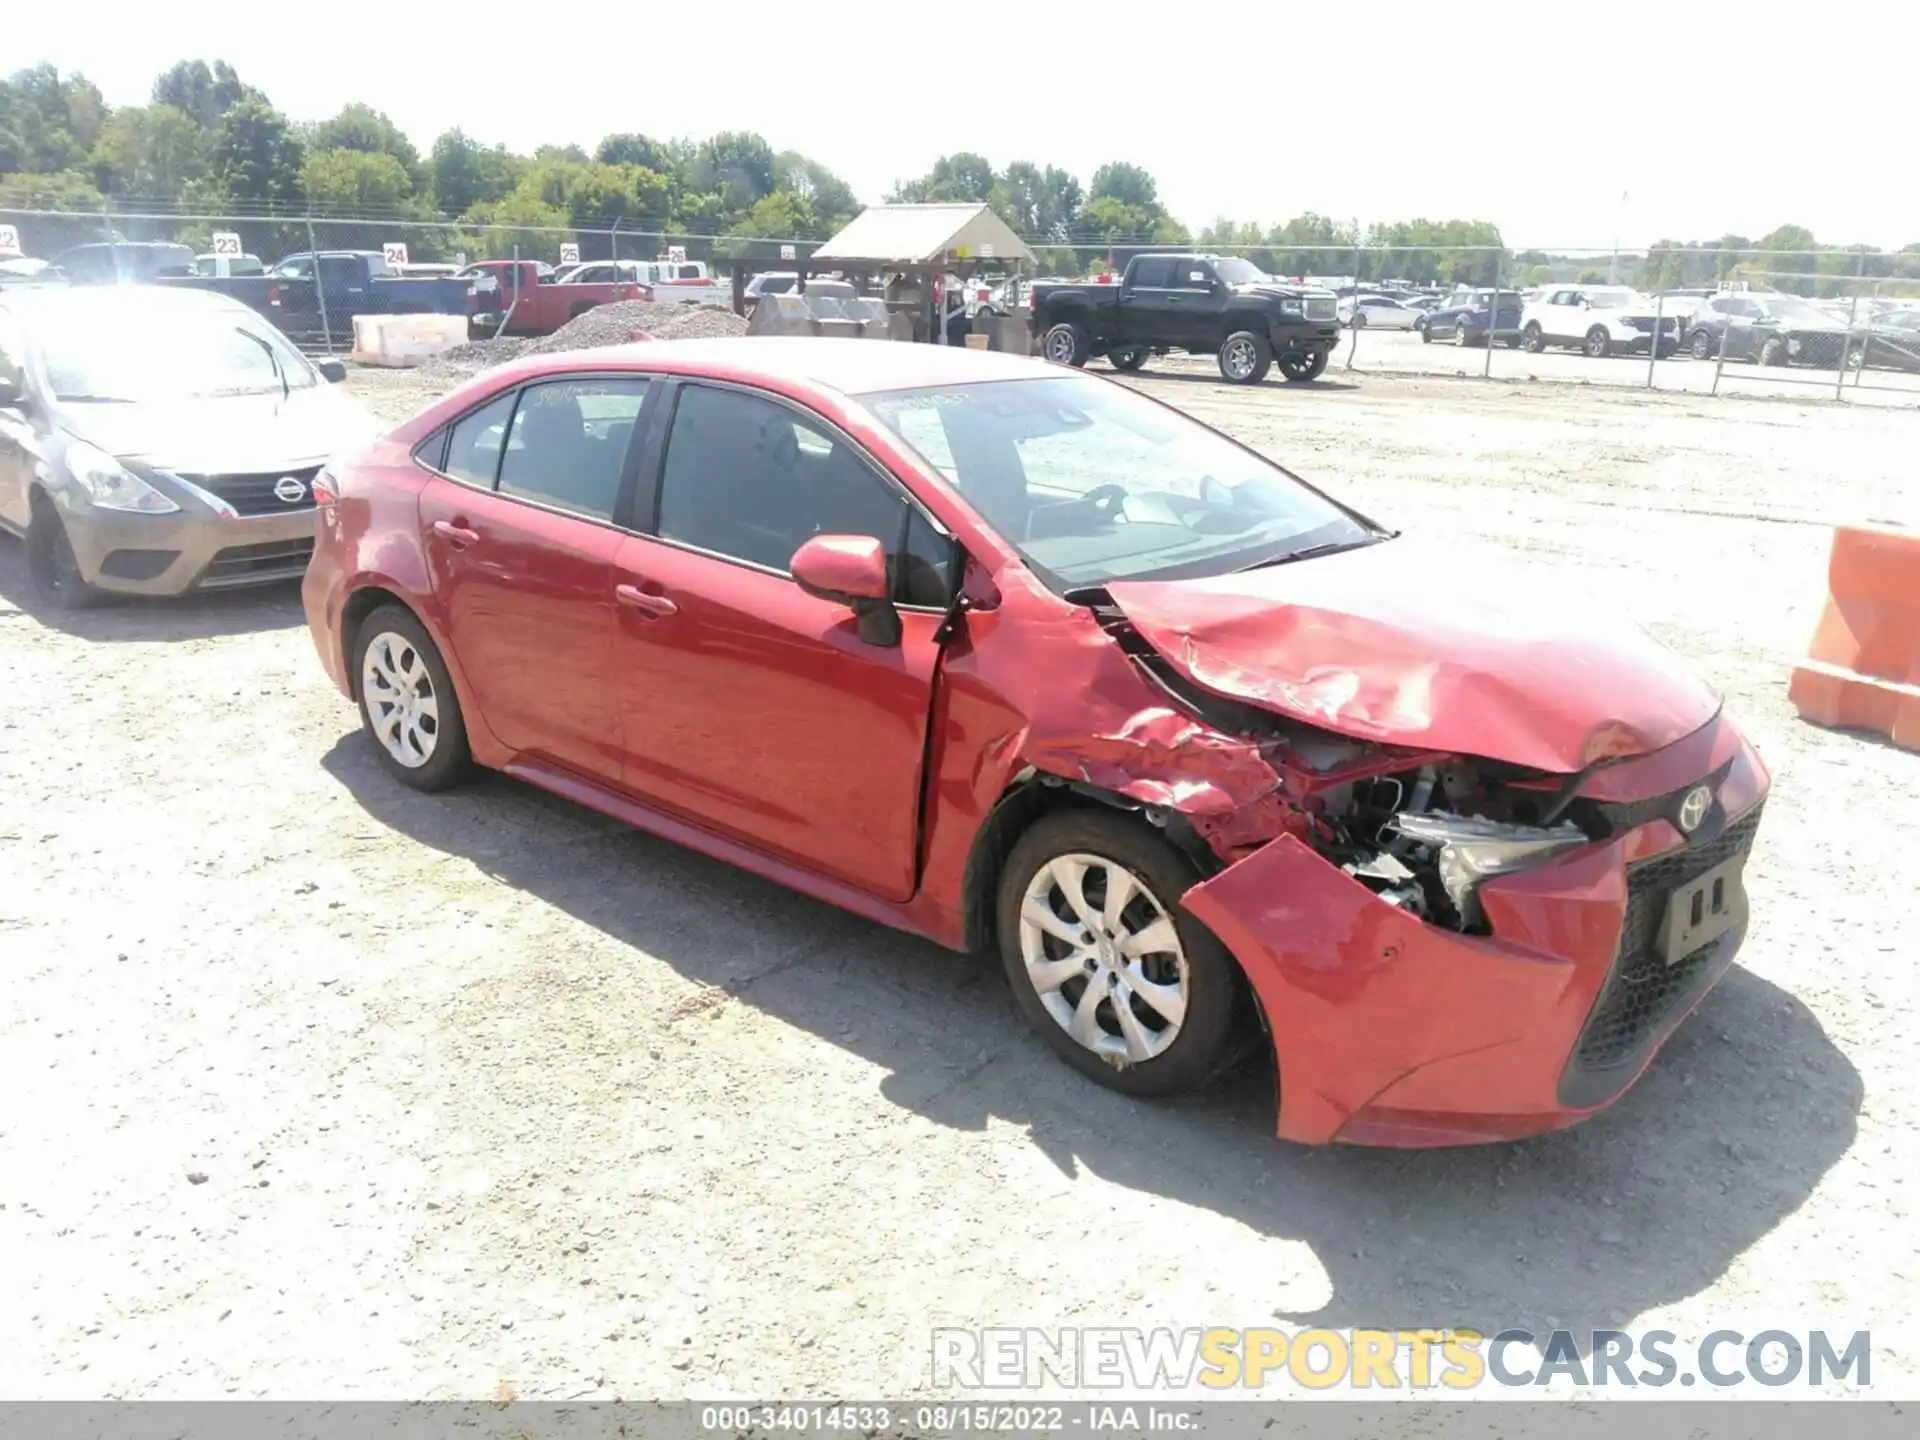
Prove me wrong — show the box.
[303,338,1769,1147]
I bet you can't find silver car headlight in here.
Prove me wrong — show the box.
[66,442,180,514]
[1392,813,1590,925]
[1279,298,1303,316]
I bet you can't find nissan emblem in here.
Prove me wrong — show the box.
[273,475,307,503]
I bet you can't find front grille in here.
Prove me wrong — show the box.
[1304,297,1337,321]
[1559,804,1764,1105]
[179,465,321,516]
[199,538,314,586]
[1627,317,1657,333]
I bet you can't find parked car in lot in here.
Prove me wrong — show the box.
[1857,308,1920,372]
[0,286,374,607]
[51,241,196,285]
[1339,293,1422,329]
[167,249,475,344]
[460,259,648,337]
[1419,289,1524,346]
[1685,290,1863,368]
[1031,253,1341,383]
[1520,285,1679,358]
[563,259,729,307]
[303,337,1769,1146]
[193,252,265,279]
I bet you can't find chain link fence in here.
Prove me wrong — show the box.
[5,199,1918,406]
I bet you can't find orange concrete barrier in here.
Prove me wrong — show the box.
[1788,523,1920,749]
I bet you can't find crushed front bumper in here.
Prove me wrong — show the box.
[1182,716,1771,1146]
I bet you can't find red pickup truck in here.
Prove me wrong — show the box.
[459,260,647,337]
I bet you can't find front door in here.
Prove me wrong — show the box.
[1165,258,1225,349]
[418,375,655,782]
[611,381,947,901]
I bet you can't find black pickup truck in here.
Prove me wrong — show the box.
[1029,254,1341,383]
[163,251,473,345]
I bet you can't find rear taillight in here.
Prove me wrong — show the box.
[312,469,339,507]
[267,282,282,306]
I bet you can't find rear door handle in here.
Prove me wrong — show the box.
[616,583,678,618]
[432,519,479,547]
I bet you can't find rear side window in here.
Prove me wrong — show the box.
[443,391,518,487]
[496,377,651,522]
[1129,258,1173,288]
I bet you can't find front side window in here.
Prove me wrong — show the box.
[657,385,908,575]
[862,374,1373,590]
[496,377,650,521]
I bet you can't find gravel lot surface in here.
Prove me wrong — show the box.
[2,361,1915,1403]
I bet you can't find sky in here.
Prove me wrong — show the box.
[13,0,1920,251]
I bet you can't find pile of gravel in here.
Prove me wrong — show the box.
[526,299,748,355]
[413,336,529,380]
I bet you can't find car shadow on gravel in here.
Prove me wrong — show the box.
[1127,371,1363,394]
[322,736,1862,1357]
[0,536,305,642]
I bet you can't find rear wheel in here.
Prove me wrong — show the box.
[996,809,1243,1098]
[26,498,98,610]
[352,605,472,791]
[567,301,598,320]
[1109,348,1148,372]
[1759,335,1787,366]
[1351,311,1369,329]
[1042,321,1091,367]
[1521,322,1545,353]
[1690,328,1717,361]
[1585,326,1612,358]
[1278,349,1328,382]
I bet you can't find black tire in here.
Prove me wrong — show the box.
[996,809,1243,1099]
[1690,328,1717,361]
[1758,335,1787,366]
[1656,339,1678,359]
[1109,348,1148,372]
[1584,326,1612,359]
[1042,321,1091,367]
[1278,348,1328,383]
[26,497,99,610]
[1454,324,1473,347]
[1504,334,1522,349]
[1217,330,1272,384]
[1350,311,1368,329]
[1521,322,1546,353]
[1419,323,1433,344]
[350,604,473,792]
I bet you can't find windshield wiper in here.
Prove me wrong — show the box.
[1237,534,1387,571]
[237,327,289,401]
[54,394,135,403]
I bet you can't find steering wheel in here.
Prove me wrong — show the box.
[1082,483,1129,522]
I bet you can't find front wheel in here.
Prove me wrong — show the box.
[1691,328,1717,361]
[996,809,1243,1098]
[1419,323,1433,344]
[1585,326,1612,359]
[1278,349,1328,382]
[1350,311,1368,329]
[1042,321,1091,367]
[1521,322,1545,353]
[1109,348,1148,372]
[352,604,473,791]
[26,499,99,610]
[1218,330,1272,384]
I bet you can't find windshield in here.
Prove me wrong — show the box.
[861,374,1375,589]
[43,311,316,402]
[1211,258,1270,286]
[1759,294,1842,325]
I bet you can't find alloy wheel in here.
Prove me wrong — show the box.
[1018,852,1189,1065]
[361,630,441,768]
[1221,337,1258,380]
[1045,328,1078,364]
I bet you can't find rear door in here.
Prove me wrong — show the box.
[0,307,37,531]
[608,380,951,900]
[418,374,657,782]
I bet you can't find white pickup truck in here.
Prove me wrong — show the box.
[557,258,730,307]
[1519,284,1680,358]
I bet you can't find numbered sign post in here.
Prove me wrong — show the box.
[382,242,409,267]
[666,245,687,265]
[0,223,23,255]
[779,244,796,261]
[211,231,243,256]
[559,243,580,266]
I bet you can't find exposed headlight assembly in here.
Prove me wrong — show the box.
[1392,813,1591,927]
[1279,298,1303,316]
[65,442,180,514]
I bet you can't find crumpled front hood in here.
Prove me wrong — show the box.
[58,387,378,473]
[1103,538,1720,774]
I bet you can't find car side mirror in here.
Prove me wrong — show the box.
[318,360,347,383]
[791,533,899,646]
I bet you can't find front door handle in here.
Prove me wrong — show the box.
[616,583,678,618]
[432,519,479,547]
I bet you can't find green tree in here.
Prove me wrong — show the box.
[691,131,774,211]
[729,190,815,240]
[428,129,519,215]
[151,59,252,128]
[0,65,107,174]
[301,148,416,213]
[311,103,419,184]
[214,96,305,209]
[597,132,668,172]
[890,151,995,204]
[1088,161,1158,211]
[773,150,858,232]
[991,161,1082,239]
[90,104,213,199]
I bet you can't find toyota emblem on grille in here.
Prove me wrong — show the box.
[273,475,307,503]
[1676,785,1713,834]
